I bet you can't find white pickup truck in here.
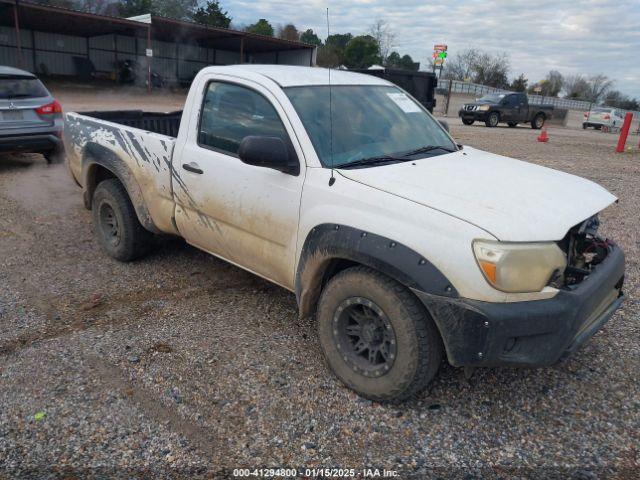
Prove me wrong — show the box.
[65,65,625,401]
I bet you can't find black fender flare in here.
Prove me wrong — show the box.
[82,143,160,234]
[295,224,458,318]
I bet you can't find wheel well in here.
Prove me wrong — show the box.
[83,163,118,210]
[321,258,359,289]
[301,257,427,319]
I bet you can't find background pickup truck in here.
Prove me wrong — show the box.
[459,92,553,128]
[65,65,624,402]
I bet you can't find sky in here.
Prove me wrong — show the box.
[224,0,640,98]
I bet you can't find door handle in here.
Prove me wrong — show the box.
[182,162,203,174]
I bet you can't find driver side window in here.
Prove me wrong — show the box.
[198,81,290,157]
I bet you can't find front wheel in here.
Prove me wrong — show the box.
[531,113,545,129]
[462,118,474,126]
[317,266,443,402]
[485,112,499,127]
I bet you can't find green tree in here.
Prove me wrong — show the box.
[510,73,528,92]
[155,0,197,20]
[385,51,401,68]
[326,33,352,51]
[278,24,300,42]
[399,54,418,71]
[117,0,153,17]
[316,45,341,68]
[300,29,322,46]
[604,90,639,110]
[192,0,231,27]
[343,35,381,69]
[316,33,353,67]
[245,19,274,36]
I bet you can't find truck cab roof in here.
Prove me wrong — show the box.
[200,65,392,88]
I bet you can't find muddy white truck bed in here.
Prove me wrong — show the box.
[64,110,182,235]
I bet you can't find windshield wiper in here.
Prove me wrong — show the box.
[338,155,407,169]
[338,145,456,169]
[398,145,456,157]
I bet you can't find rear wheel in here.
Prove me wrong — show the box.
[531,113,545,129]
[508,122,518,128]
[485,112,499,127]
[44,147,65,164]
[92,179,151,262]
[462,118,474,126]
[317,266,443,402]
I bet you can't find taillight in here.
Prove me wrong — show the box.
[35,100,62,115]
[603,114,611,120]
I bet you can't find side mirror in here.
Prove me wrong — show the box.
[238,136,299,175]
[438,119,450,132]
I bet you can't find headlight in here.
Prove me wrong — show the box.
[473,240,566,293]
[476,105,490,111]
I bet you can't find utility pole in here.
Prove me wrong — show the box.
[13,0,23,68]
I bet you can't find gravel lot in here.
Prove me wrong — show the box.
[0,89,638,478]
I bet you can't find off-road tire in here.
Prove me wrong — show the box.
[92,179,151,262]
[508,122,518,128]
[317,266,443,402]
[485,112,499,127]
[531,113,545,129]
[462,118,474,126]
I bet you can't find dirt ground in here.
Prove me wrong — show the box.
[0,88,639,478]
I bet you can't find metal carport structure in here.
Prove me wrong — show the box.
[0,0,316,91]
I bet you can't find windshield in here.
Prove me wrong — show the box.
[0,76,49,100]
[285,85,456,168]
[478,93,505,103]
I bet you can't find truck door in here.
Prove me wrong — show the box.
[502,94,521,122]
[173,78,305,290]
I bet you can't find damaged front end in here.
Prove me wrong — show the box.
[415,214,625,369]
[553,215,623,290]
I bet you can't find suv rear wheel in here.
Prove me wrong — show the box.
[317,266,443,402]
[92,179,151,261]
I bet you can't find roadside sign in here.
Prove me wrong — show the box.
[432,44,447,66]
[146,49,153,57]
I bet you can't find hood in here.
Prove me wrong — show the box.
[338,147,617,241]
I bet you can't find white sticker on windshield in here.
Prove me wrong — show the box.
[387,92,422,113]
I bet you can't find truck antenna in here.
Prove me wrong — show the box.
[327,7,336,186]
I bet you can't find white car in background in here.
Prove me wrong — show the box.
[583,107,626,130]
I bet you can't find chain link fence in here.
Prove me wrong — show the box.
[438,79,640,119]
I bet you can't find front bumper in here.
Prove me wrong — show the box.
[0,132,62,154]
[459,109,488,121]
[415,245,625,367]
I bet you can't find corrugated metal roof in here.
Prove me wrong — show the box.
[0,0,315,52]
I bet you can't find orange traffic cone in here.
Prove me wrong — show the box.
[537,127,549,143]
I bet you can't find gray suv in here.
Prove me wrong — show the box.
[0,66,64,163]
